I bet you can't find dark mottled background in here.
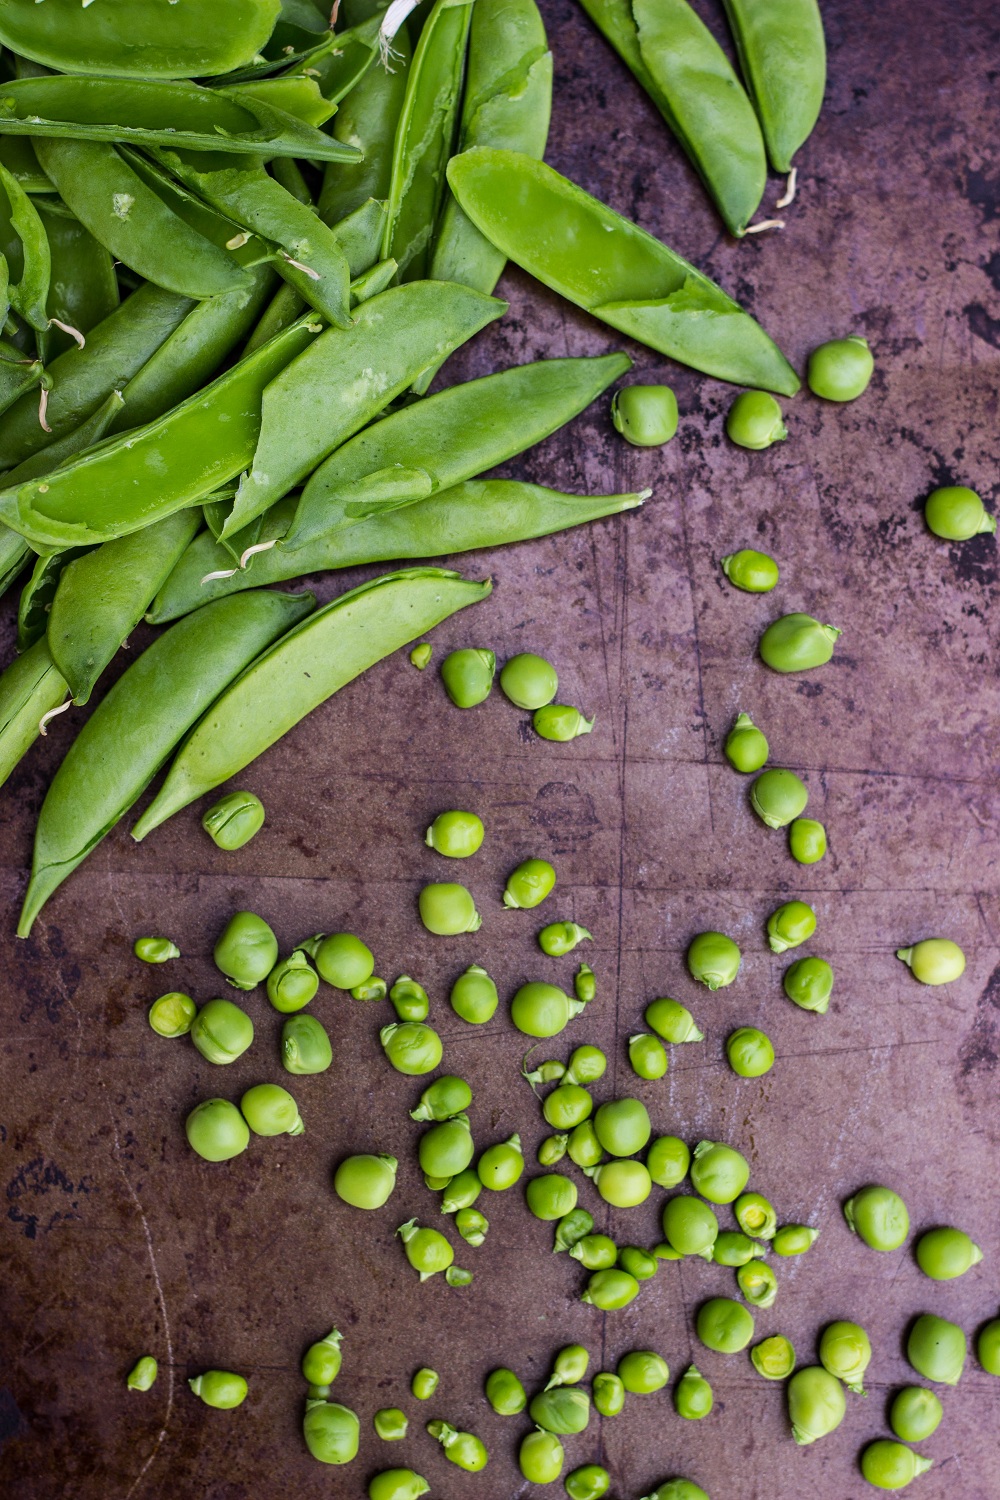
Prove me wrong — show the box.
[2,0,999,1495]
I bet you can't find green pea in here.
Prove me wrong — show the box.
[499,652,558,709]
[593,1097,651,1156]
[190,998,254,1066]
[690,1140,749,1204]
[568,1119,602,1171]
[303,1399,360,1464]
[126,1355,158,1392]
[789,816,827,863]
[266,951,319,1013]
[574,963,597,1002]
[410,1075,472,1122]
[419,1116,474,1180]
[565,1044,608,1085]
[351,976,387,1002]
[618,1350,669,1394]
[979,1317,1000,1375]
[661,1195,718,1260]
[611,384,678,446]
[425,809,484,858]
[504,857,556,909]
[440,1167,482,1213]
[644,997,703,1043]
[844,1184,909,1251]
[737,1261,778,1308]
[201,790,264,850]
[427,1419,488,1471]
[311,931,374,989]
[148,991,196,1038]
[725,391,786,450]
[538,920,592,956]
[629,1033,668,1080]
[783,956,834,1014]
[389,975,429,1022]
[441,647,495,707]
[712,1231,766,1267]
[424,1173,452,1193]
[569,1234,618,1270]
[524,1058,567,1086]
[477,1133,524,1191]
[511,981,583,1038]
[720,549,780,592]
[486,1367,526,1415]
[188,1370,247,1409]
[767,900,816,953]
[519,1429,564,1484]
[807,335,874,401]
[787,1365,845,1445]
[592,1372,625,1417]
[907,1313,965,1385]
[542,1084,593,1131]
[760,612,841,673]
[674,1364,713,1418]
[696,1297,755,1354]
[455,1206,489,1246]
[396,1219,454,1282]
[379,1021,443,1076]
[418,882,481,935]
[240,1083,304,1138]
[373,1407,409,1443]
[889,1386,943,1442]
[544,1344,590,1390]
[751,1335,796,1380]
[724,712,769,772]
[526,1173,578,1221]
[565,1462,611,1500]
[735,1192,777,1240]
[924,484,995,540]
[449,963,498,1023]
[301,1327,342,1393]
[726,1027,774,1078]
[581,1268,640,1311]
[553,1207,593,1253]
[538,1134,568,1166]
[772,1224,819,1257]
[896,938,966,985]
[134,935,180,963]
[333,1153,397,1209]
[816,1320,871,1395]
[639,1483,709,1500]
[618,1246,659,1281]
[533,703,594,741]
[213,911,278,990]
[410,642,432,670]
[587,1159,652,1208]
[647,1136,691,1189]
[916,1226,983,1281]
[410,1367,438,1401]
[751,767,809,828]
[687,930,741,989]
[860,1440,933,1491]
[282,1013,332,1074]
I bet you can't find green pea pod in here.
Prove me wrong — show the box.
[0,282,194,470]
[281,13,382,103]
[4,389,127,485]
[47,510,203,705]
[133,566,490,837]
[33,139,251,301]
[18,588,314,937]
[0,137,51,193]
[221,77,335,130]
[383,0,475,280]
[0,312,323,549]
[35,200,119,364]
[576,0,766,237]
[0,161,51,331]
[221,280,505,538]
[0,525,31,601]
[17,546,93,653]
[117,148,273,270]
[722,0,826,173]
[0,0,283,81]
[319,35,412,228]
[0,638,69,791]
[0,340,43,416]
[147,480,647,622]
[286,350,631,547]
[446,147,800,395]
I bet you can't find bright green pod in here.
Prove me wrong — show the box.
[767,900,816,954]
[203,791,265,851]
[674,1364,713,1418]
[725,393,786,450]
[450,964,498,1023]
[282,1014,332,1075]
[148,992,197,1039]
[819,1320,871,1394]
[721,0,826,172]
[189,1370,248,1409]
[644,998,703,1042]
[859,1440,933,1491]
[334,1154,397,1209]
[240,1083,304,1138]
[806,336,874,401]
[319,30,411,225]
[759,612,841,673]
[427,1421,488,1472]
[786,1366,845,1445]
[750,767,808,829]
[687,930,741,989]
[896,938,966,986]
[789,816,827,863]
[690,1140,749,1204]
[751,1335,795,1380]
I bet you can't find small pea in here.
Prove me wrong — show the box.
[786,1366,845,1445]
[425,809,484,858]
[737,1261,778,1308]
[618,1350,669,1394]
[783,956,833,1013]
[661,1195,718,1259]
[819,1320,871,1394]
[188,1370,247,1409]
[518,1429,564,1484]
[760,613,841,673]
[751,1335,795,1380]
[735,1192,778,1240]
[303,1400,359,1464]
[545,1343,590,1389]
[213,911,277,990]
[618,1245,658,1280]
[282,1013,332,1074]
[696,1297,755,1353]
[419,1116,474,1180]
[565,1462,611,1500]
[311,932,374,989]
[389,975,429,1021]
[524,1058,566,1086]
[592,1372,625,1417]
[440,1167,481,1213]
[574,963,597,1002]
[915,1226,983,1281]
[725,390,786,450]
[844,1184,909,1251]
[455,1206,489,1245]
[566,1120,604,1169]
[889,1386,943,1442]
[266,951,319,1013]
[449,963,498,1023]
[896,938,965,985]
[201,790,264,850]
[860,1440,933,1490]
[751,767,808,828]
[503,857,556,909]
[674,1364,713,1418]
[542,1084,593,1131]
[410,1075,472,1122]
[510,981,582,1038]
[566,1044,607,1085]
[533,703,594,741]
[302,1328,343,1387]
[553,1207,594,1253]
[148,991,196,1038]
[767,899,817,954]
[611,383,678,446]
[350,976,387,1002]
[587,1159,652,1208]
[499,652,558,709]
[726,1026,774,1078]
[645,997,703,1043]
[647,1136,691,1189]
[241,1083,304,1138]
[720,548,780,591]
[538,1133,568,1166]
[538,920,592,956]
[593,1097,651,1156]
[418,882,481,934]
[486,1367,526,1414]
[441,647,495,707]
[333,1153,397,1209]
[477,1133,524,1191]
[379,1021,443,1076]
[687,930,741,989]
[690,1141,749,1204]
[134,935,179,963]
[629,1032,668,1079]
[126,1355,158,1392]
[581,1268,640,1310]
[410,642,432,669]
[373,1407,408,1441]
[525,1173,578,1221]
[411,1367,438,1401]
[980,1318,1000,1376]
[190,997,253,1066]
[396,1219,454,1281]
[772,1224,819,1257]
[712,1231,766,1267]
[807,335,874,401]
[925,484,996,540]
[789,816,827,863]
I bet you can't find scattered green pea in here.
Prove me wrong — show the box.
[350,975,387,1002]
[569,1234,618,1270]
[410,1076,472,1123]
[418,882,481,934]
[425,809,484,858]
[720,548,780,591]
[767,899,816,953]
[647,1136,691,1189]
[751,767,808,828]
[410,642,432,670]
[819,1320,871,1393]
[380,1021,443,1075]
[553,1207,593,1253]
[618,1246,659,1280]
[201,790,264,850]
[907,1313,965,1385]
[303,1399,360,1464]
[190,998,254,1065]
[126,1356,158,1392]
[807,335,874,401]
[690,1141,750,1204]
[396,1219,454,1282]
[441,647,495,707]
[240,1083,304,1138]
[978,1316,1000,1375]
[266,951,319,1013]
[786,1366,845,1444]
[486,1367,526,1415]
[373,1407,409,1442]
[924,484,996,540]
[592,1372,626,1417]
[789,816,827,863]
[773,1224,819,1257]
[916,1226,983,1281]
[581,1268,640,1310]
[696,1298,755,1354]
[440,1167,481,1213]
[533,703,594,741]
[574,963,597,1002]
[661,1195,718,1260]
[524,1057,567,1086]
[735,1192,778,1240]
[389,975,429,1022]
[282,1013,332,1074]
[751,1335,796,1380]
[545,1344,590,1389]
[213,911,277,990]
[844,1184,909,1251]
[725,391,786,450]
[629,1032,668,1079]
[543,1084,593,1131]
[455,1206,489,1246]
[499,652,558,709]
[504,857,556,909]
[565,1044,608,1085]
[594,1097,651,1156]
[333,1154,397,1210]
[687,930,741,989]
[565,1462,612,1500]
[889,1386,943,1442]
[618,1350,669,1394]
[419,1115,474,1180]
[310,932,374,989]
[427,1419,488,1470]
[611,383,678,446]
[511,981,582,1038]
[645,997,703,1043]
[712,1231,766,1267]
[189,1370,248,1409]
[449,963,498,1023]
[519,1428,564,1484]
[411,1367,438,1401]
[539,1134,568,1166]
[134,935,180,963]
[860,1440,933,1491]
[724,711,769,772]
[477,1134,524,1191]
[726,1027,775,1077]
[538,920,592,956]
[526,1173,578,1221]
[424,1173,451,1192]
[674,1364,713,1418]
[737,1261,778,1308]
[760,612,841,673]
[148,991,196,1038]
[587,1159,652,1207]
[783,956,833,1013]
[896,938,966,985]
[639,1481,709,1500]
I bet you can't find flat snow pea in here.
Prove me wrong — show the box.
[48,511,202,704]
[285,351,631,547]
[220,281,505,537]
[0,0,283,80]
[35,200,119,363]
[722,0,826,173]
[133,568,490,836]
[4,390,127,487]
[446,148,800,394]
[0,160,50,331]
[0,638,68,791]
[17,547,93,652]
[319,30,412,226]
[147,481,647,621]
[383,0,475,281]
[280,14,382,104]
[577,0,765,237]
[0,312,322,550]
[17,589,314,936]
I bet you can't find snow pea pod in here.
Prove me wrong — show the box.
[383,0,475,281]
[17,547,93,652]
[318,29,411,226]
[447,148,800,394]
[225,77,336,131]
[0,161,50,331]
[0,312,322,549]
[4,389,127,485]
[17,589,314,937]
[722,0,826,173]
[0,525,30,601]
[133,567,490,837]
[0,341,43,416]
[282,13,381,103]
[147,480,647,622]
[286,351,630,547]
[0,137,51,193]
[35,200,118,363]
[0,0,283,81]
[0,638,68,791]
[576,0,766,237]
[221,280,505,538]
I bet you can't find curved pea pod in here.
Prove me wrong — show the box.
[133,568,490,837]
[447,148,800,395]
[383,0,475,281]
[0,312,322,550]
[35,200,119,364]
[280,13,382,104]
[0,639,69,792]
[0,524,30,601]
[0,161,50,331]
[0,0,283,80]
[17,547,93,653]
[4,390,127,488]
[577,0,766,238]
[17,589,314,937]
[220,281,505,538]
[722,0,826,173]
[318,29,411,226]
[148,481,647,622]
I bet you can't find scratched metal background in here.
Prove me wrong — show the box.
[2,0,999,1496]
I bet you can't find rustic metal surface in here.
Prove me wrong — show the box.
[2,0,999,1495]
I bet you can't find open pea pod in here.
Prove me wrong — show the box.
[17,546,94,653]
[280,12,382,104]
[0,0,283,80]
[17,588,314,938]
[722,0,826,173]
[5,388,127,486]
[133,567,490,838]
[286,350,630,548]
[319,27,411,226]
[147,480,647,623]
[0,312,323,550]
[0,638,69,793]
[576,0,767,237]
[0,524,30,601]
[221,280,505,538]
[447,148,800,395]
[35,199,119,363]
[0,160,51,331]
